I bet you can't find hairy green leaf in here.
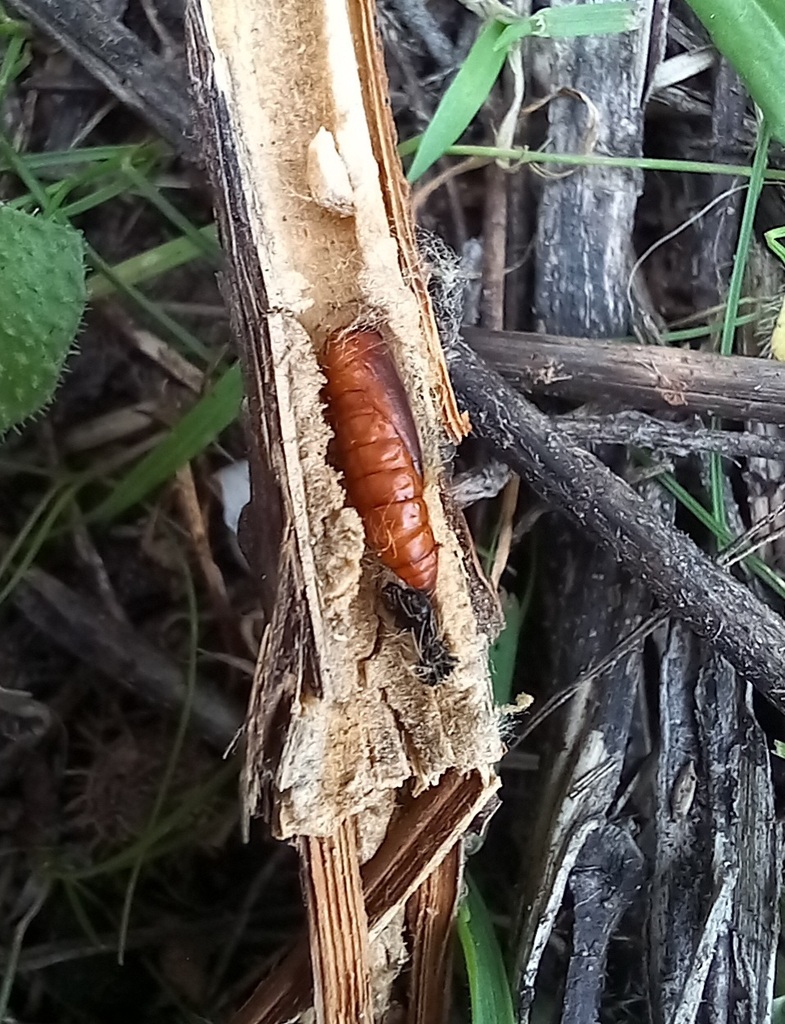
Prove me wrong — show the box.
[0,207,85,432]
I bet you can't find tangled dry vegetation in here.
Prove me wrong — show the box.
[1,1,785,1023]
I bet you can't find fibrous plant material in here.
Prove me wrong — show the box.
[185,0,501,1019]
[230,769,495,1024]
[300,821,373,1024]
[405,844,460,1024]
[186,0,500,840]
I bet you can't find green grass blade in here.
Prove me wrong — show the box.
[118,557,199,963]
[121,160,222,263]
[86,227,218,300]
[0,37,28,100]
[684,0,785,144]
[654,469,785,601]
[718,125,771,360]
[663,307,764,344]
[0,143,160,173]
[496,2,637,49]
[0,878,51,1023]
[86,244,211,362]
[407,18,508,183]
[710,120,772,532]
[456,875,515,1024]
[61,879,103,948]
[0,7,32,40]
[399,137,785,182]
[7,146,156,215]
[56,179,143,219]
[489,577,534,706]
[0,130,50,213]
[0,483,79,609]
[88,363,243,522]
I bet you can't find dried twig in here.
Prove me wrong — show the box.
[6,0,196,158]
[465,326,785,424]
[447,335,785,713]
[230,771,498,1024]
[405,846,460,1024]
[14,567,243,749]
[174,464,241,658]
[510,14,653,1014]
[301,822,373,1024]
[558,409,785,460]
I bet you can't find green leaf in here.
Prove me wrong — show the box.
[88,363,243,522]
[489,589,527,706]
[709,120,771,532]
[407,18,508,183]
[86,226,218,300]
[456,875,515,1024]
[684,0,785,145]
[496,2,638,49]
[86,244,211,363]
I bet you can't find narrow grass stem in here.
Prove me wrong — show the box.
[710,120,773,532]
[117,557,200,963]
[399,137,785,182]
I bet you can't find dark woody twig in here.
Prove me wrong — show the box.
[6,0,196,159]
[558,409,785,461]
[447,334,785,712]
[464,325,785,425]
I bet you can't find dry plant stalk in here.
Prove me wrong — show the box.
[301,820,373,1024]
[185,0,502,1018]
[405,844,461,1024]
[231,771,494,1024]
